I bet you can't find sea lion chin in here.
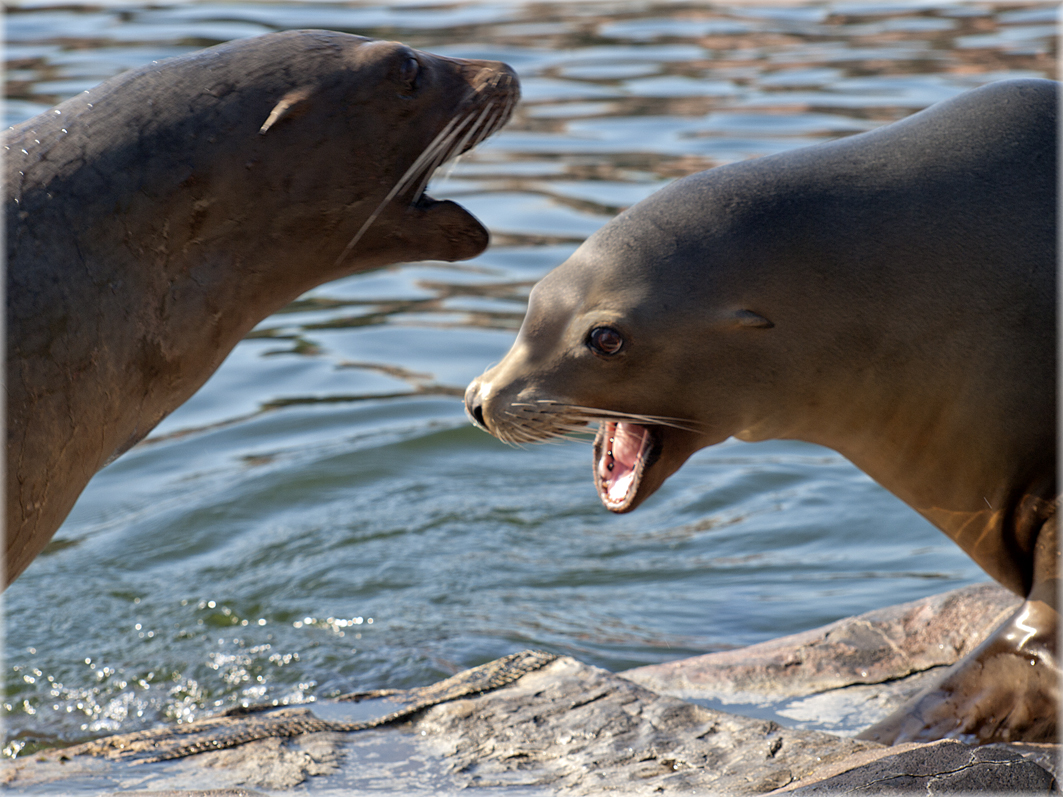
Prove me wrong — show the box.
[465,78,1058,745]
[5,30,519,586]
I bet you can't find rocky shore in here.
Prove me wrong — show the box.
[4,583,1058,795]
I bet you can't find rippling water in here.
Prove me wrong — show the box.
[3,0,1057,756]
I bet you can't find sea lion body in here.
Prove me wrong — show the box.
[466,79,1058,744]
[6,30,518,585]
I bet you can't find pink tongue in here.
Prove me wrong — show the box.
[612,423,647,469]
[598,422,649,504]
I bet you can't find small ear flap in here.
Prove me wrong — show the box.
[259,87,314,135]
[734,309,774,329]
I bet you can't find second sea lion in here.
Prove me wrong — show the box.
[465,79,1058,745]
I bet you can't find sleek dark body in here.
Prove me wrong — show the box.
[6,30,518,585]
[466,79,1058,744]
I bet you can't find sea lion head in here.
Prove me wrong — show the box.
[175,30,520,276]
[464,176,795,513]
[14,30,520,296]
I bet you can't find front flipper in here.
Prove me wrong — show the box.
[857,595,1059,745]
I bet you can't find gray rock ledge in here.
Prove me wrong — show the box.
[2,583,1056,795]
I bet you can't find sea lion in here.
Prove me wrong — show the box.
[464,79,1058,745]
[5,30,518,586]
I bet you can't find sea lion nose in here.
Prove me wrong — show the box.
[464,380,489,432]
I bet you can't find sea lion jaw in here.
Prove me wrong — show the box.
[383,197,489,266]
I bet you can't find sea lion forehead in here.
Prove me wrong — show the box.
[347,37,416,65]
[252,34,434,96]
[520,269,583,340]
[531,249,648,324]
[554,222,727,321]
[309,36,421,87]
[221,29,372,70]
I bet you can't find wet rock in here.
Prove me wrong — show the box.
[412,654,878,794]
[623,582,1022,736]
[776,739,1059,794]
[625,583,1020,702]
[1,731,346,793]
[188,731,344,789]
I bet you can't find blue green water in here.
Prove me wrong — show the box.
[3,0,1056,755]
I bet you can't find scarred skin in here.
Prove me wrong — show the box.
[5,30,519,586]
[465,79,1058,745]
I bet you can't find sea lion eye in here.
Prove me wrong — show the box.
[398,56,420,94]
[588,326,624,356]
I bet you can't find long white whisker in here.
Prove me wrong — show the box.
[430,126,491,188]
[446,98,510,182]
[452,103,496,159]
[466,102,498,146]
[390,113,473,197]
[332,113,471,268]
[558,434,597,445]
[414,103,494,198]
[481,96,513,140]
[501,401,702,439]
[530,402,701,431]
[412,122,472,200]
[434,155,462,187]
[410,145,456,205]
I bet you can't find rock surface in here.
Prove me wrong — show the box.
[2,583,1057,795]
[626,582,1020,699]
[625,582,1023,736]
[777,740,1060,794]
[413,654,877,794]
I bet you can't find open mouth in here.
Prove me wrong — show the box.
[407,98,516,208]
[411,132,484,210]
[594,421,660,512]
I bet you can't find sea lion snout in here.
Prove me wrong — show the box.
[463,367,532,439]
[463,365,563,445]
[464,380,489,432]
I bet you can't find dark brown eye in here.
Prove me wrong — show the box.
[588,326,624,356]
[398,56,420,94]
